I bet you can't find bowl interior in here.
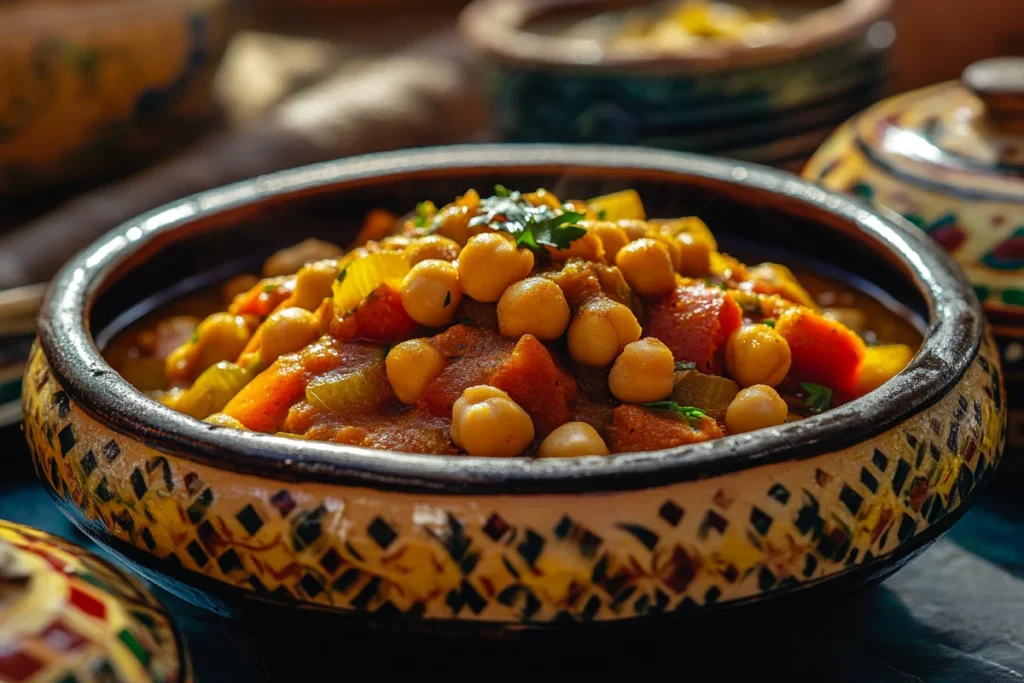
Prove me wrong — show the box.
[90,166,927,341]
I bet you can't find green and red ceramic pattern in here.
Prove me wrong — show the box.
[0,521,190,683]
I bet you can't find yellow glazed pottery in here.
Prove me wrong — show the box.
[22,146,1006,634]
[0,521,190,682]
[804,57,1024,459]
[0,0,237,194]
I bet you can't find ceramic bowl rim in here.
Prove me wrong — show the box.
[458,0,892,74]
[35,144,982,495]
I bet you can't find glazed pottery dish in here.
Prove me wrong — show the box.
[0,0,237,194]
[0,520,191,682]
[459,0,895,168]
[804,57,1024,462]
[24,146,1005,634]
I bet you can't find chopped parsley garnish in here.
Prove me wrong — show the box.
[597,209,607,220]
[675,361,696,371]
[336,267,348,283]
[703,278,727,291]
[643,401,707,422]
[413,201,432,227]
[263,283,277,294]
[189,330,200,344]
[801,382,833,414]
[468,187,587,256]
[443,291,452,308]
[762,319,776,328]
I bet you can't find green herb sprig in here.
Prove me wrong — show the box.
[643,401,707,422]
[801,382,833,414]
[468,186,587,256]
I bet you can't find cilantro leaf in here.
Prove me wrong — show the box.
[762,319,776,328]
[468,189,586,256]
[801,382,833,414]
[494,184,511,198]
[597,209,607,220]
[263,283,277,294]
[413,201,431,227]
[643,401,707,422]
[675,361,696,371]
[189,329,200,344]
[336,267,348,283]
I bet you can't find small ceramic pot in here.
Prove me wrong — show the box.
[459,0,894,165]
[0,0,238,194]
[803,57,1024,463]
[23,146,1005,635]
[0,520,190,682]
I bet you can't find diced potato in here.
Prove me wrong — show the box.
[587,189,646,222]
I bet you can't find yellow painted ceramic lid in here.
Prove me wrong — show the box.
[851,57,1024,203]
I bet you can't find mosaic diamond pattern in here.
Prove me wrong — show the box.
[20,332,1006,623]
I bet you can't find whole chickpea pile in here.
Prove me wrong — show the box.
[137,186,903,458]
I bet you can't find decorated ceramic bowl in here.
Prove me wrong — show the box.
[459,0,894,164]
[803,57,1024,461]
[0,0,238,194]
[22,145,1005,635]
[0,520,190,682]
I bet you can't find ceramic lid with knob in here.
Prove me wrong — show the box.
[803,55,1024,456]
[804,56,1024,324]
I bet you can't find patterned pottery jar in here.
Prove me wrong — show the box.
[0,520,190,682]
[0,0,237,194]
[459,0,894,166]
[803,57,1024,464]
[22,146,1005,634]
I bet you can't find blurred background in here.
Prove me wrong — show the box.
[0,0,1022,423]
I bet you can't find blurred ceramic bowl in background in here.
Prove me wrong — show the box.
[804,56,1024,465]
[459,0,894,168]
[0,0,239,194]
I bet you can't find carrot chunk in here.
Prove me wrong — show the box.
[490,334,578,437]
[775,307,866,394]
[646,284,742,373]
[331,285,416,344]
[607,404,723,452]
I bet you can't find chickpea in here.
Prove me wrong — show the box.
[166,313,251,384]
[260,308,320,364]
[547,231,605,263]
[538,422,609,458]
[221,274,259,306]
[405,235,462,265]
[451,385,535,457]
[458,233,535,302]
[386,339,445,405]
[608,337,675,403]
[675,232,712,277]
[725,385,789,433]
[497,277,570,340]
[292,259,340,311]
[724,324,792,388]
[615,238,676,297]
[588,222,629,263]
[205,413,248,429]
[400,259,463,327]
[567,297,642,366]
[263,238,344,277]
[617,219,649,241]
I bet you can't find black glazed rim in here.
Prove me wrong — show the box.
[36,144,982,495]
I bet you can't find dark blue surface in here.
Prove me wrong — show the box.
[3,425,1023,681]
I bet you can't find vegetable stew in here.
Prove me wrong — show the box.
[105,186,921,458]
